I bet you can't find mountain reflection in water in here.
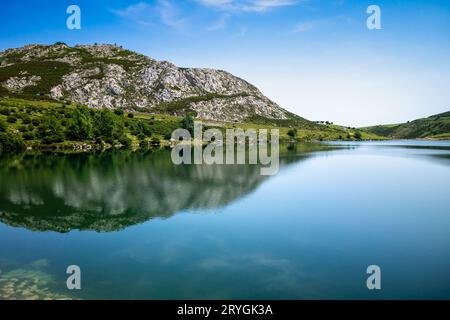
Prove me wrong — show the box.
[0,144,338,232]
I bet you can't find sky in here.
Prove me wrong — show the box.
[1,0,450,126]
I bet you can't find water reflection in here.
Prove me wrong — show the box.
[0,144,336,232]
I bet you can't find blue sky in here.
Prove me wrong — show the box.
[1,0,450,126]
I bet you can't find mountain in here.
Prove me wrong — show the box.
[361,111,450,140]
[0,43,311,125]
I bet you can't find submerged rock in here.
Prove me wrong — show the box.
[0,268,74,300]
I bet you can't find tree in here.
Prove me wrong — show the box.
[287,128,297,138]
[67,106,93,141]
[181,114,194,134]
[135,120,152,137]
[93,109,124,142]
[39,115,64,144]
[354,131,362,140]
[0,131,26,151]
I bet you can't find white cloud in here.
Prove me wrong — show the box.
[197,0,299,13]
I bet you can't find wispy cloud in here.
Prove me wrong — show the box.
[111,1,150,19]
[197,0,299,13]
[112,1,188,30]
[157,0,189,29]
[293,20,318,33]
[293,15,350,33]
[230,26,248,38]
[206,14,230,31]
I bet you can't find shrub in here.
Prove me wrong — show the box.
[114,109,124,116]
[0,119,7,132]
[6,115,17,123]
[151,136,161,146]
[354,131,362,140]
[22,115,31,124]
[287,128,297,138]
[32,118,40,126]
[137,133,146,141]
[139,139,148,149]
[181,114,194,134]
[23,131,36,140]
[127,113,134,118]
[118,135,132,148]
[0,108,11,116]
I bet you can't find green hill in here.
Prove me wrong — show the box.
[361,111,450,140]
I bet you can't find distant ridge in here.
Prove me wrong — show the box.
[361,111,450,139]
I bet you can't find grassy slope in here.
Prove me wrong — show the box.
[0,98,180,148]
[361,112,450,140]
[0,98,385,151]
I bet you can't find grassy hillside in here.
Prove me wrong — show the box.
[0,98,385,152]
[361,111,450,139]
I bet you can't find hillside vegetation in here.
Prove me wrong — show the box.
[361,111,450,139]
[0,98,384,152]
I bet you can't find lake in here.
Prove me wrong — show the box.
[0,141,450,299]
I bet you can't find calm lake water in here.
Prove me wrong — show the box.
[1,141,450,299]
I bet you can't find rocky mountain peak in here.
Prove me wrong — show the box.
[0,43,297,123]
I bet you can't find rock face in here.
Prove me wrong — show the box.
[0,43,292,122]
